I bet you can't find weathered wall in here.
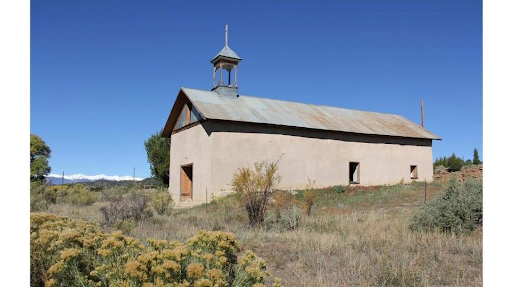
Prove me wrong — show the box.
[169,123,211,206]
[170,120,435,206]
[207,121,434,198]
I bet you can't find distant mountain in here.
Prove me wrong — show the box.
[46,173,144,185]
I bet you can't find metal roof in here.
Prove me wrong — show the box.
[211,46,242,63]
[179,87,441,140]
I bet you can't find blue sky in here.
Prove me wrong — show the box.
[31,0,482,178]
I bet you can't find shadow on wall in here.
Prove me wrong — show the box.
[202,120,432,147]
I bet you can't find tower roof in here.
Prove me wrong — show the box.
[211,45,242,63]
[211,25,242,63]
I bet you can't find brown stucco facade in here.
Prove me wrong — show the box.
[169,120,434,206]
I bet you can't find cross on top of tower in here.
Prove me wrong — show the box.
[211,25,242,63]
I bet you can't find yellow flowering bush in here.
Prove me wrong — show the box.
[31,213,273,287]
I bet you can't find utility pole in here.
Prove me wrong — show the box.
[61,171,64,187]
[421,100,425,128]
[133,167,136,183]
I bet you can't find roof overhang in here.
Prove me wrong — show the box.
[162,88,206,138]
[162,87,441,141]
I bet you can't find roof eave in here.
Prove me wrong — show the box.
[162,88,209,138]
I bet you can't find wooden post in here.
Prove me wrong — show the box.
[235,65,238,88]
[213,66,216,88]
[421,100,425,128]
[424,178,427,203]
[219,63,223,85]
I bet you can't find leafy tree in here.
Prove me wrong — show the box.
[144,129,170,186]
[473,148,481,165]
[447,153,464,171]
[434,156,448,167]
[30,134,51,181]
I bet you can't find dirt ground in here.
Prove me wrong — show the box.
[434,165,483,183]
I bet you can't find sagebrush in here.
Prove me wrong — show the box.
[410,178,483,234]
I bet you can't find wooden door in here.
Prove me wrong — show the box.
[180,165,193,199]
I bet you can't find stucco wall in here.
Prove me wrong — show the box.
[170,120,434,205]
[169,123,211,206]
[207,121,434,198]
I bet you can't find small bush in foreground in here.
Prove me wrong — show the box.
[280,205,302,230]
[410,178,482,234]
[30,182,55,211]
[331,185,346,194]
[150,189,174,215]
[30,213,274,287]
[232,160,282,227]
[271,190,296,221]
[100,191,153,231]
[302,179,318,216]
[65,184,98,206]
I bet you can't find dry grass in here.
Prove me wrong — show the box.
[42,182,482,286]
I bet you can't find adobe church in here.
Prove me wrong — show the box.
[162,27,440,207]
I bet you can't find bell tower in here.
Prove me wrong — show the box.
[211,25,242,98]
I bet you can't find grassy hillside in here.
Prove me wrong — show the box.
[37,180,482,286]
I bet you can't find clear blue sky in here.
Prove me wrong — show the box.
[31,0,482,178]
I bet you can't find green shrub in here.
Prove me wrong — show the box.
[30,182,55,211]
[410,178,482,234]
[100,191,153,229]
[30,213,273,287]
[331,185,346,194]
[67,185,98,206]
[447,153,464,171]
[434,165,447,173]
[265,205,302,231]
[150,189,174,215]
[280,205,302,230]
[271,190,296,221]
[99,185,132,201]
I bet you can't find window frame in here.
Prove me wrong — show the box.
[410,165,418,179]
[349,162,360,184]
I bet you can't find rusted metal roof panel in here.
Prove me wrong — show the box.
[181,87,441,140]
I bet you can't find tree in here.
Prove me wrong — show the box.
[473,148,481,165]
[144,130,170,186]
[447,153,464,172]
[30,134,51,181]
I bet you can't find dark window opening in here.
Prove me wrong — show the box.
[174,104,202,132]
[180,164,193,200]
[410,165,418,179]
[349,162,360,184]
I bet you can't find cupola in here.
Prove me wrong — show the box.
[211,25,241,98]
